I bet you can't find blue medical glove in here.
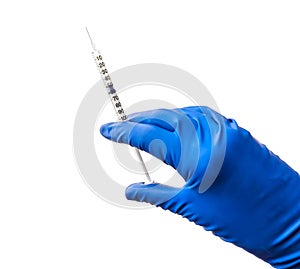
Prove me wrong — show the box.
[100,106,300,269]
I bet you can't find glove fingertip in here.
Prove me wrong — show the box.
[125,182,143,200]
[125,182,158,201]
[100,123,113,139]
[125,182,182,206]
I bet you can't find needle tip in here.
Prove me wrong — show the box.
[85,27,96,50]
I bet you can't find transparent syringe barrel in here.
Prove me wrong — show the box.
[92,50,127,121]
[107,87,127,121]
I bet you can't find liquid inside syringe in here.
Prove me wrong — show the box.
[86,27,152,182]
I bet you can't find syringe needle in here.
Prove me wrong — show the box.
[85,27,96,51]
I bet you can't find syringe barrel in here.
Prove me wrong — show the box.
[92,50,127,121]
[92,50,114,89]
[108,89,127,121]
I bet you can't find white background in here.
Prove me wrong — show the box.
[0,1,299,268]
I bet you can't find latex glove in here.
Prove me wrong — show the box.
[100,106,300,268]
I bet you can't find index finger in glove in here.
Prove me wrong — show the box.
[100,120,181,169]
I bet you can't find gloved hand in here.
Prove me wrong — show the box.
[100,106,300,269]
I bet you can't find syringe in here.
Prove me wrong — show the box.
[86,27,152,183]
